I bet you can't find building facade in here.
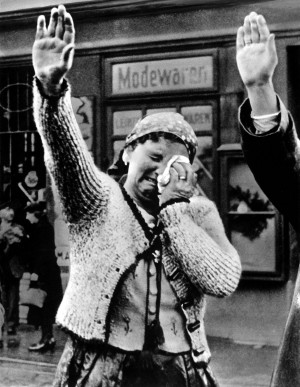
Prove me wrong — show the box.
[1,0,300,346]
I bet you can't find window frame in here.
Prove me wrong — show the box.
[218,144,287,282]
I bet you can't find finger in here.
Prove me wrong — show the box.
[257,14,270,43]
[36,15,46,40]
[169,167,179,182]
[267,33,276,50]
[56,6,66,40]
[178,163,195,188]
[193,172,198,185]
[267,34,278,64]
[47,7,58,37]
[249,12,259,43]
[243,15,252,44]
[58,4,67,15]
[172,162,186,180]
[63,12,75,45]
[60,43,75,68]
[236,26,245,51]
[184,164,195,185]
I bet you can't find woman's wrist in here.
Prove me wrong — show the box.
[159,197,190,211]
[37,76,64,97]
[35,76,68,98]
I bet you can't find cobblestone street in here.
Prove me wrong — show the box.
[0,325,64,387]
[0,325,278,387]
[0,358,55,387]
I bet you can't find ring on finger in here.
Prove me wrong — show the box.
[179,176,186,180]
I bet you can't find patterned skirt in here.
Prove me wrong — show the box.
[53,336,219,387]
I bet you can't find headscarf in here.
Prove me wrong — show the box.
[124,112,198,163]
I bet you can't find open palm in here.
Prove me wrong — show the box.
[32,5,75,87]
[236,13,278,88]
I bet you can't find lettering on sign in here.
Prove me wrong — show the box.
[112,56,214,95]
[113,110,142,136]
[146,108,176,115]
[182,106,212,132]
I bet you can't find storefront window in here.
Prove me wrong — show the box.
[218,144,286,281]
[0,67,46,217]
[0,66,68,336]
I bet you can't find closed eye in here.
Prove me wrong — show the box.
[150,155,162,162]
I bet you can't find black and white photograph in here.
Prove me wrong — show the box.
[0,1,300,386]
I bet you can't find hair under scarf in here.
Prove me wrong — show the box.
[124,112,198,163]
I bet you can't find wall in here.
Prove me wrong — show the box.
[1,0,300,346]
[0,0,85,13]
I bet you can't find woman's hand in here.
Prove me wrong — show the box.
[159,162,196,207]
[32,5,75,95]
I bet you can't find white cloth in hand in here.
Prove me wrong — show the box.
[157,155,190,193]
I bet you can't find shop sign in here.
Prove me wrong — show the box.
[146,107,176,115]
[181,105,212,132]
[113,110,142,136]
[112,56,214,95]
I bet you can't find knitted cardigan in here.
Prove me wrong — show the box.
[33,78,241,363]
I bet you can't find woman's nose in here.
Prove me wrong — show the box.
[156,162,167,176]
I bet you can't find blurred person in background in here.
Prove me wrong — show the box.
[0,207,26,338]
[25,202,63,352]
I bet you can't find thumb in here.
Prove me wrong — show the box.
[267,34,277,56]
[267,34,278,67]
[61,43,75,68]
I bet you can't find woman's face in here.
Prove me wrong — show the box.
[124,137,188,206]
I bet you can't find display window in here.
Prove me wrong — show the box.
[218,144,286,281]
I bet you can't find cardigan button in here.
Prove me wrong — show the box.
[149,305,156,315]
[149,262,156,276]
[150,288,158,296]
[96,319,101,324]
[149,268,156,276]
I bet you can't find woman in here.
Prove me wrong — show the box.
[24,202,63,352]
[32,5,241,386]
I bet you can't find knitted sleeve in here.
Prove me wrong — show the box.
[159,196,241,297]
[33,78,111,223]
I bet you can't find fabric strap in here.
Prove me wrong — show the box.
[120,186,165,351]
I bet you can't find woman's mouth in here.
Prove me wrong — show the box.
[145,176,157,184]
